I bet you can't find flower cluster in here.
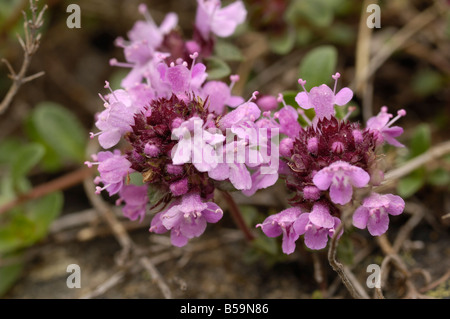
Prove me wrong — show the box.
[86,1,287,247]
[87,1,407,254]
[257,74,406,253]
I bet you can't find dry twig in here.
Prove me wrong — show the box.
[0,0,47,115]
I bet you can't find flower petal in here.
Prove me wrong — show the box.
[281,229,299,255]
[309,203,334,228]
[312,170,332,191]
[304,227,329,250]
[229,163,252,190]
[348,166,370,188]
[385,194,405,216]
[170,230,189,247]
[295,92,313,109]
[293,213,310,236]
[329,180,353,205]
[352,206,369,229]
[180,216,207,238]
[202,202,224,223]
[334,87,353,106]
[367,210,389,236]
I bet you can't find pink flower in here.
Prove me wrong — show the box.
[90,82,139,149]
[85,150,132,196]
[118,184,148,222]
[201,76,244,114]
[150,193,223,247]
[295,73,353,121]
[313,161,370,205]
[157,58,208,98]
[353,193,405,236]
[256,207,303,254]
[195,0,247,40]
[293,211,342,250]
[366,107,406,147]
[170,117,225,172]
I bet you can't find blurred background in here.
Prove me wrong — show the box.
[0,0,449,299]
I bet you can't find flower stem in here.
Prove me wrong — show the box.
[221,190,255,242]
[327,222,365,299]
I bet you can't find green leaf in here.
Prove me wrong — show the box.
[412,69,444,97]
[11,143,45,181]
[24,115,62,172]
[299,45,338,90]
[0,138,24,166]
[428,168,450,187]
[27,192,63,239]
[397,169,426,198]
[0,214,36,254]
[205,56,231,80]
[147,183,169,208]
[128,172,144,186]
[0,259,24,297]
[214,41,243,61]
[409,124,431,158]
[286,0,334,28]
[269,28,296,55]
[31,102,86,162]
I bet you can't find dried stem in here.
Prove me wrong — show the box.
[327,221,366,299]
[221,190,255,242]
[0,0,47,115]
[82,138,173,299]
[359,2,440,86]
[375,140,450,192]
[0,166,95,215]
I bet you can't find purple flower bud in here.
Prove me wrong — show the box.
[169,178,189,196]
[144,143,160,157]
[303,185,320,200]
[331,141,345,154]
[280,137,294,157]
[307,137,319,154]
[352,129,363,144]
[256,95,278,111]
[166,164,184,175]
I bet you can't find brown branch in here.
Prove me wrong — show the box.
[0,0,47,115]
[221,190,255,242]
[327,221,366,299]
[0,166,95,215]
[374,140,450,192]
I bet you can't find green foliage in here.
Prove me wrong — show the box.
[409,124,431,158]
[269,28,296,55]
[28,101,86,163]
[205,56,231,80]
[0,100,84,296]
[11,143,45,182]
[0,255,24,297]
[0,192,63,255]
[298,45,338,90]
[412,69,445,97]
[286,0,334,28]
[397,168,426,199]
[214,40,243,62]
[396,124,450,197]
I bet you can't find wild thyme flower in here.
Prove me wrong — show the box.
[353,192,405,236]
[257,74,406,252]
